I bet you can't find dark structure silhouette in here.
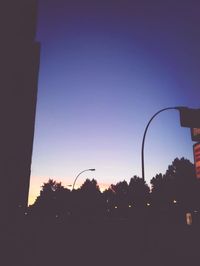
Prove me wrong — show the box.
[0,1,40,220]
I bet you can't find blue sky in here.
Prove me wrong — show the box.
[29,0,200,204]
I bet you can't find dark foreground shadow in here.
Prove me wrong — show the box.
[1,213,200,266]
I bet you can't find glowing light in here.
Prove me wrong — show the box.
[147,203,150,206]
[186,213,192,225]
[173,200,177,204]
[128,205,132,208]
[115,206,118,209]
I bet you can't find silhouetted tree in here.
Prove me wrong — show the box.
[110,181,129,217]
[102,187,115,217]
[30,179,71,218]
[150,173,170,209]
[128,176,150,208]
[151,157,199,211]
[80,178,100,192]
[73,179,102,219]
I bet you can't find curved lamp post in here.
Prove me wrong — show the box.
[141,106,185,181]
[72,168,96,190]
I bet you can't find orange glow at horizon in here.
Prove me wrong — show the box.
[28,176,110,206]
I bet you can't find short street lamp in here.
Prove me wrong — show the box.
[72,168,96,190]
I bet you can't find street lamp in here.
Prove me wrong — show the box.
[141,106,185,181]
[72,168,96,190]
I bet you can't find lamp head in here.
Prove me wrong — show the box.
[174,106,187,111]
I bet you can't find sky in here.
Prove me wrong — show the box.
[29,0,200,205]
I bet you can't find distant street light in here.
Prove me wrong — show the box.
[141,106,185,181]
[72,168,96,190]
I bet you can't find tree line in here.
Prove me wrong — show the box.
[28,157,200,221]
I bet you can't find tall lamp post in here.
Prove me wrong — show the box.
[141,106,184,181]
[72,168,96,190]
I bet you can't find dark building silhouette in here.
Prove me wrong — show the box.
[0,1,40,220]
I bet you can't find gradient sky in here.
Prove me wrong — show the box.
[29,0,200,205]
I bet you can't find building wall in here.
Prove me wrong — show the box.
[0,0,40,219]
